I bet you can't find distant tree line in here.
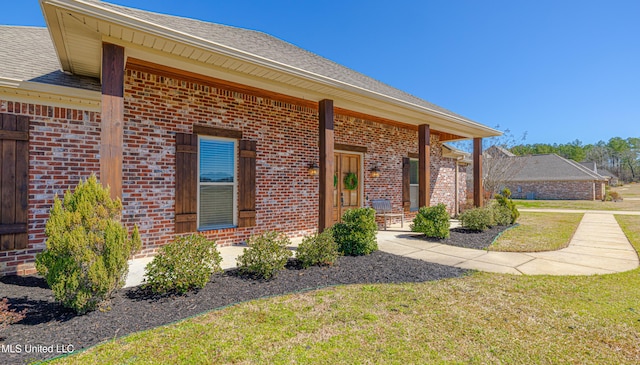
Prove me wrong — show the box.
[510,137,640,182]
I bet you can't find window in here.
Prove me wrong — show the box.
[198,136,237,230]
[410,158,419,210]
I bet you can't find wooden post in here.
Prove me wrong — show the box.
[101,43,125,199]
[318,99,335,232]
[473,137,483,207]
[418,124,431,208]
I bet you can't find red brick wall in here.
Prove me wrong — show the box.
[0,100,100,276]
[122,69,464,254]
[122,69,321,255]
[0,68,463,274]
[507,180,597,200]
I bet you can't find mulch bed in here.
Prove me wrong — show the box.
[417,225,516,250]
[0,228,509,364]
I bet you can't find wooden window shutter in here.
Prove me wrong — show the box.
[402,157,411,212]
[238,140,256,227]
[0,113,29,251]
[175,133,197,233]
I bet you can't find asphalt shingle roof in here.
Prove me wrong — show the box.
[509,154,606,182]
[82,0,472,122]
[0,26,101,91]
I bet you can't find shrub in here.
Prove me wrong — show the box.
[143,234,222,294]
[237,231,292,279]
[459,207,494,231]
[491,204,512,226]
[35,175,141,314]
[494,188,520,224]
[296,229,340,268]
[605,191,622,202]
[0,298,25,330]
[333,207,378,256]
[411,203,450,239]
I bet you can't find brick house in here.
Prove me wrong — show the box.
[0,0,499,276]
[493,152,608,200]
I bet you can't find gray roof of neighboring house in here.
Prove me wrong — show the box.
[580,162,618,179]
[596,168,617,179]
[77,0,471,122]
[485,145,515,158]
[508,154,607,182]
[0,26,101,91]
[580,161,597,172]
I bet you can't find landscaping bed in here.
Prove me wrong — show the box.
[1,251,467,364]
[419,224,515,250]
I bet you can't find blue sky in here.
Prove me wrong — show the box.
[2,0,638,145]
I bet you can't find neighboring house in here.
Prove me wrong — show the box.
[503,154,608,200]
[0,0,499,276]
[580,162,619,186]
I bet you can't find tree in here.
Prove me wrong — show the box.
[514,137,640,183]
[452,126,528,201]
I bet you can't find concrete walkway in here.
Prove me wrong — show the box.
[124,210,639,287]
[378,212,639,275]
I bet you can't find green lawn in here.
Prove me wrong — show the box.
[47,215,640,365]
[489,212,583,252]
[515,199,640,211]
[616,182,640,199]
[514,183,640,211]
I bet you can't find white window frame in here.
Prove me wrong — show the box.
[410,158,419,211]
[197,135,238,230]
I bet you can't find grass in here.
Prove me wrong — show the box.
[515,199,640,211]
[489,212,583,252]
[616,182,640,198]
[616,215,640,249]
[514,183,640,211]
[46,215,640,365]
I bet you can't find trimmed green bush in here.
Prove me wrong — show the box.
[491,204,512,226]
[143,234,222,294]
[35,175,141,314]
[459,207,494,232]
[333,207,378,256]
[411,203,450,239]
[494,188,520,224]
[237,231,292,279]
[296,229,340,268]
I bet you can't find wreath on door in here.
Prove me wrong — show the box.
[343,172,358,190]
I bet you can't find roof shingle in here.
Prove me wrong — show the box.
[82,0,473,122]
[0,26,101,91]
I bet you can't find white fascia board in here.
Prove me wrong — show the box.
[42,0,501,138]
[0,77,101,111]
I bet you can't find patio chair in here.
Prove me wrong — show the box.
[370,199,404,230]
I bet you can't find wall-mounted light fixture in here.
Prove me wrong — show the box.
[369,166,381,178]
[308,162,319,176]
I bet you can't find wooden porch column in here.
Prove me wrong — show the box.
[418,124,431,208]
[473,137,484,207]
[318,99,335,232]
[101,43,125,199]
